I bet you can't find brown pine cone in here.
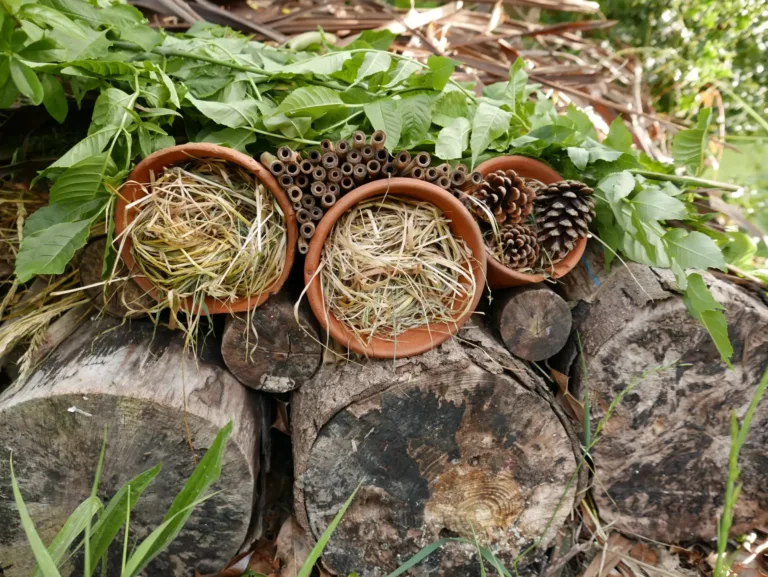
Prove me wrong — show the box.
[472,169,535,225]
[534,180,595,263]
[490,223,540,271]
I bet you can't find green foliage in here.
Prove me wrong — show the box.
[0,0,752,365]
[11,423,233,577]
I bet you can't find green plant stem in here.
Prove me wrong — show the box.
[717,83,768,135]
[629,169,742,192]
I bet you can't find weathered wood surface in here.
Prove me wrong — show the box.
[0,318,263,577]
[292,320,584,577]
[221,292,321,392]
[493,285,572,361]
[80,237,155,318]
[559,245,768,543]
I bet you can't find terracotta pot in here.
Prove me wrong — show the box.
[475,155,587,289]
[115,143,297,315]
[304,177,487,358]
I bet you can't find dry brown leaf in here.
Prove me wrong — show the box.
[250,539,277,575]
[581,534,632,577]
[629,542,658,565]
[272,400,289,435]
[552,368,585,425]
[195,551,253,577]
[275,517,313,577]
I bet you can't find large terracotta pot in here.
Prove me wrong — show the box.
[304,177,487,358]
[115,143,297,315]
[475,155,586,289]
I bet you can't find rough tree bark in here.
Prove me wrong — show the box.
[292,320,585,577]
[493,285,572,361]
[558,245,768,544]
[221,292,321,392]
[0,317,264,577]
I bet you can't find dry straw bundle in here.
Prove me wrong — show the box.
[123,159,287,309]
[319,195,476,346]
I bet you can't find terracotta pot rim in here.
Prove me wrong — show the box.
[114,143,297,315]
[475,155,585,289]
[304,177,487,359]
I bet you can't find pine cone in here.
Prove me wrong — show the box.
[534,180,595,263]
[472,170,535,224]
[490,223,540,271]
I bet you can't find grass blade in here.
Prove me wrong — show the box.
[384,538,468,577]
[85,427,108,577]
[9,455,62,577]
[297,482,362,577]
[479,547,513,577]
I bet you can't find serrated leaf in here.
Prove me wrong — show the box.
[50,127,117,169]
[426,55,455,90]
[354,51,391,84]
[567,147,589,170]
[399,94,431,147]
[62,60,136,78]
[49,154,109,204]
[663,229,727,271]
[384,60,420,88]
[186,94,260,128]
[200,127,255,152]
[283,52,351,75]
[15,220,92,282]
[470,102,512,167]
[598,171,635,203]
[92,87,133,128]
[502,58,527,110]
[10,58,43,105]
[435,117,470,160]
[275,86,343,119]
[41,75,67,123]
[364,98,400,150]
[632,187,688,221]
[672,108,712,175]
[605,117,633,152]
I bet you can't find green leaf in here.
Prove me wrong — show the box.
[426,55,455,90]
[0,80,19,108]
[605,117,633,152]
[664,229,727,271]
[41,75,67,123]
[283,52,351,75]
[567,147,589,170]
[399,94,431,147]
[470,102,512,167]
[62,60,136,78]
[15,219,91,282]
[200,127,255,152]
[502,58,527,110]
[49,154,109,204]
[127,423,233,576]
[384,60,420,88]
[262,113,311,138]
[155,67,179,108]
[32,497,102,577]
[275,86,343,119]
[297,482,362,577]
[10,58,43,105]
[435,117,470,160]
[683,273,732,366]
[10,456,62,577]
[0,57,8,86]
[138,127,174,157]
[364,98,401,150]
[50,127,117,169]
[632,187,688,221]
[120,24,161,51]
[92,88,134,128]
[721,232,757,266]
[672,108,712,175]
[186,94,260,128]
[431,91,469,127]
[358,30,396,50]
[598,171,635,203]
[87,464,162,575]
[24,199,106,236]
[353,51,391,84]
[18,38,65,62]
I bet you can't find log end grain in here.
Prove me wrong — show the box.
[494,286,572,361]
[221,292,321,392]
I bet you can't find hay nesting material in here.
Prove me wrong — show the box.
[125,159,286,306]
[320,195,476,345]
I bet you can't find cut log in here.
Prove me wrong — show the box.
[493,285,572,361]
[292,320,585,577]
[0,317,263,577]
[559,244,768,544]
[221,292,321,392]
[79,237,155,318]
